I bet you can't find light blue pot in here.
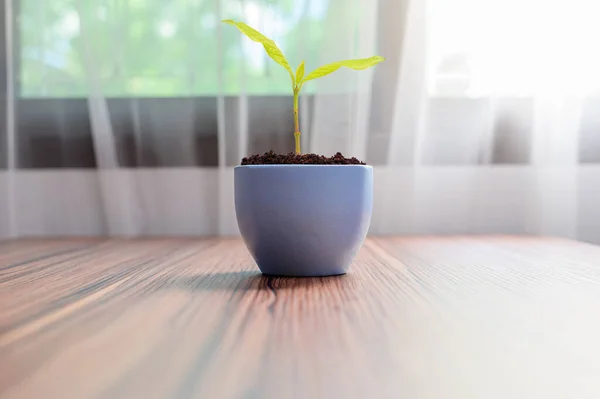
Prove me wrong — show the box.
[234,165,373,277]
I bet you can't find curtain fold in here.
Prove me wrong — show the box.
[1,0,599,241]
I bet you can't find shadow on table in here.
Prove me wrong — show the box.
[162,270,356,292]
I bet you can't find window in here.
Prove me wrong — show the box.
[20,0,330,97]
[429,0,600,97]
[8,0,340,168]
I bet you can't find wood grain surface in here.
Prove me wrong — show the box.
[1,237,600,399]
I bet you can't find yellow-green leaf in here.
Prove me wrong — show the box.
[295,61,305,87]
[301,56,385,85]
[222,19,295,84]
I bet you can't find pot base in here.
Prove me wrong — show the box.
[260,271,347,278]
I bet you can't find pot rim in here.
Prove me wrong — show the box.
[234,164,372,169]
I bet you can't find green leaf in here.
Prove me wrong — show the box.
[222,19,295,85]
[301,56,385,85]
[295,61,305,87]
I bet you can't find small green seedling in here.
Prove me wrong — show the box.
[222,20,384,155]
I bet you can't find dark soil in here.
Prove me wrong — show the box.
[241,151,366,165]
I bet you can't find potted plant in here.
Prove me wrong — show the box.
[224,19,384,277]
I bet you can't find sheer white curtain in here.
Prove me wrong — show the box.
[2,0,600,242]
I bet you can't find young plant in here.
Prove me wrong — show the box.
[222,20,384,155]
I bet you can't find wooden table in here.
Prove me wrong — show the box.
[1,237,600,399]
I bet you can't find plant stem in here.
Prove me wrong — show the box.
[293,87,301,155]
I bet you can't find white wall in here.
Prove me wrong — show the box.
[1,166,599,243]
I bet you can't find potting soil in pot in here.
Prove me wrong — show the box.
[241,151,366,165]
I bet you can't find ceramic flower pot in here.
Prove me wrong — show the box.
[234,165,373,277]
